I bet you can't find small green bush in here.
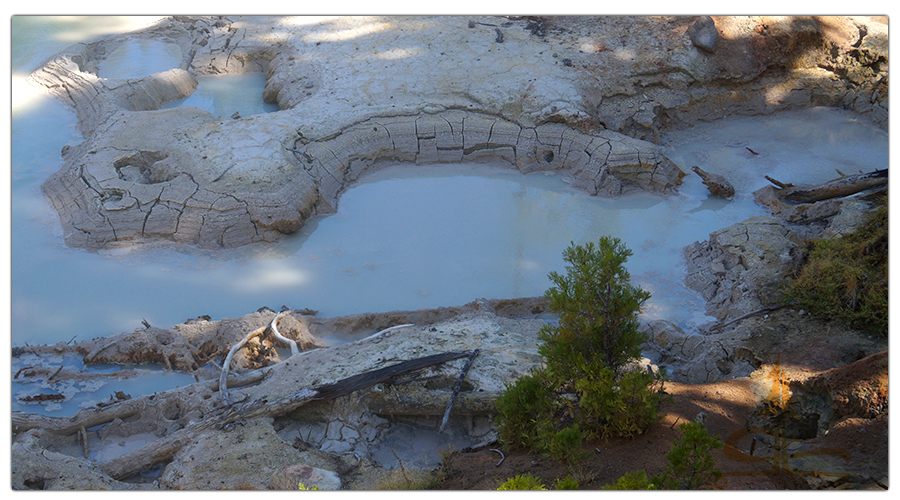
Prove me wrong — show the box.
[553,476,580,490]
[653,421,723,489]
[575,365,668,440]
[546,424,590,465]
[784,197,887,334]
[497,474,547,490]
[602,470,657,490]
[494,370,557,450]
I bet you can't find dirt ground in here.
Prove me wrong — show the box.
[430,352,889,491]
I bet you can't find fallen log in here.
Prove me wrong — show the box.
[365,387,500,417]
[766,169,887,204]
[12,368,269,435]
[97,350,476,480]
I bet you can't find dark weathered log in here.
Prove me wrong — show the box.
[310,351,472,401]
[769,169,887,204]
[365,388,500,416]
[12,369,269,435]
[98,350,475,480]
[440,348,480,432]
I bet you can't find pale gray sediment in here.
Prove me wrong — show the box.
[14,15,890,490]
[29,15,887,251]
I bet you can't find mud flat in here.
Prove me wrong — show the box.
[12,15,889,490]
[29,16,886,250]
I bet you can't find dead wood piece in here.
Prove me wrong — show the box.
[80,426,89,459]
[769,169,887,204]
[269,311,299,356]
[12,368,269,436]
[765,175,793,189]
[97,350,475,480]
[440,348,480,432]
[365,388,499,416]
[460,434,498,453]
[361,323,415,342]
[310,350,473,401]
[708,302,796,332]
[489,448,505,466]
[19,393,65,402]
[692,166,735,199]
[219,323,270,404]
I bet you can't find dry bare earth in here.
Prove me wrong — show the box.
[434,350,888,491]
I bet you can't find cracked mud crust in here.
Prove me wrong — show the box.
[13,16,889,490]
[29,15,887,250]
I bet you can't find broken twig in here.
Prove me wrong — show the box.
[489,448,505,467]
[764,175,793,189]
[80,426,89,459]
[708,302,796,332]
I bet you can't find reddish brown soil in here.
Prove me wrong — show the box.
[430,352,888,491]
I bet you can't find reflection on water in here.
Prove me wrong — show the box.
[96,38,183,79]
[162,72,280,116]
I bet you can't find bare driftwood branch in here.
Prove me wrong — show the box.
[360,323,415,342]
[764,175,793,189]
[269,311,299,356]
[708,302,796,332]
[219,321,272,404]
[766,169,887,204]
[490,448,505,467]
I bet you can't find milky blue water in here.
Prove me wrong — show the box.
[8,17,889,419]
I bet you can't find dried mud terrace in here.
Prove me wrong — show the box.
[30,15,887,250]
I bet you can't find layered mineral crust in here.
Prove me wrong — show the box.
[28,15,888,251]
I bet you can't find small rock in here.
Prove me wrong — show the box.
[687,16,720,54]
[278,464,341,490]
[694,411,708,426]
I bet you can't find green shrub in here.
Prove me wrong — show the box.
[653,421,723,489]
[553,476,580,490]
[495,237,666,454]
[602,470,657,490]
[575,365,667,439]
[546,424,590,465]
[539,237,652,380]
[784,197,887,334]
[497,474,547,490]
[494,370,557,450]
